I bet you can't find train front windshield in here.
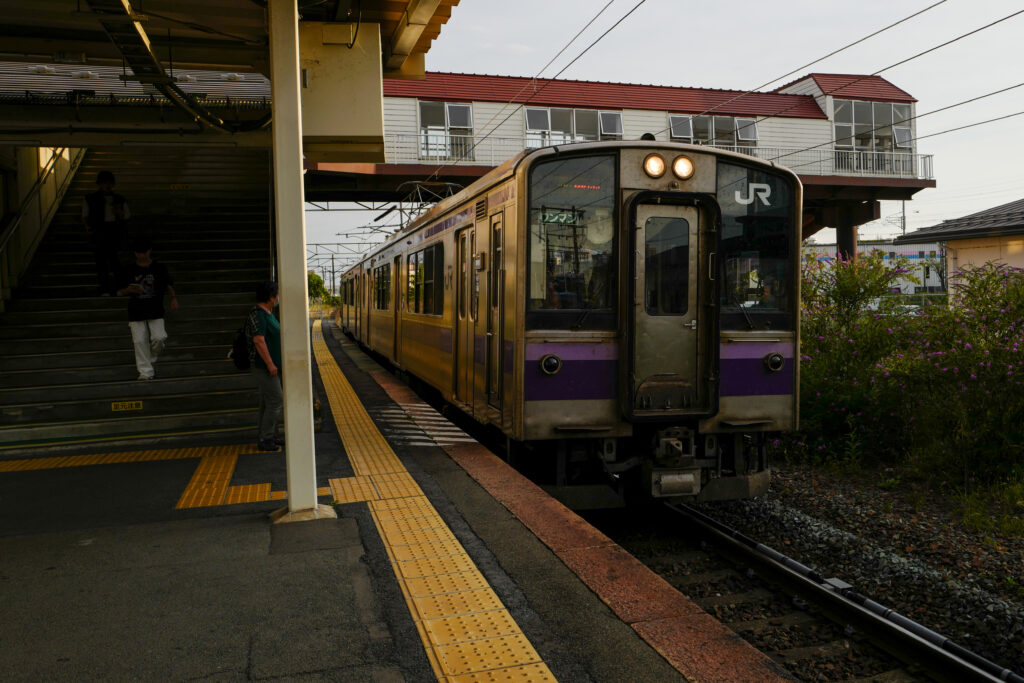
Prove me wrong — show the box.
[526,154,617,330]
[716,162,797,331]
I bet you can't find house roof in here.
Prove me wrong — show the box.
[895,198,1024,244]
[774,73,916,103]
[383,72,827,119]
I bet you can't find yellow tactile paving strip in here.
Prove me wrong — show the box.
[311,321,556,682]
[0,444,332,509]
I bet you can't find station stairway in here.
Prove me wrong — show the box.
[0,147,273,452]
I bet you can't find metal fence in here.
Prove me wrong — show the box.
[384,133,934,180]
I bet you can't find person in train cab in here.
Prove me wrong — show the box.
[82,170,130,296]
[249,281,283,452]
[116,236,177,381]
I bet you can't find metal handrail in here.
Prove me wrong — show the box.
[0,147,81,256]
[382,132,935,180]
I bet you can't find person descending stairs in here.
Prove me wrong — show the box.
[0,147,274,452]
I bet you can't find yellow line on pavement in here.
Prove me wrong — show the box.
[312,320,555,682]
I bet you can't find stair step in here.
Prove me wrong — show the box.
[0,302,253,325]
[0,373,254,405]
[16,280,262,297]
[1,387,256,425]
[0,408,256,450]
[0,331,234,356]
[0,316,241,340]
[0,358,238,388]
[5,292,251,312]
[0,344,236,371]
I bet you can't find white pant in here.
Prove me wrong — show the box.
[129,319,167,379]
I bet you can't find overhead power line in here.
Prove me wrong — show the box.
[654,7,1024,143]
[768,80,1024,164]
[651,0,948,134]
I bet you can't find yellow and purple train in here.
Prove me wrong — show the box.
[340,140,801,507]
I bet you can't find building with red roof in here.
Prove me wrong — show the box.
[308,70,935,249]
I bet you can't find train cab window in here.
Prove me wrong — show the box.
[527,154,616,330]
[717,161,796,330]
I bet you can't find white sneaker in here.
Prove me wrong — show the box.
[138,374,154,381]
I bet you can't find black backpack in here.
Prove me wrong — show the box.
[229,307,259,370]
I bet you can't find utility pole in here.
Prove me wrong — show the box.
[902,201,906,236]
[330,254,335,296]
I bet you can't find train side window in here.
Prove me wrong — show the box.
[406,244,445,315]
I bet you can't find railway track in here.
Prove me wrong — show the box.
[589,503,1023,682]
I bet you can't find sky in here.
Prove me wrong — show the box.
[305,0,1024,258]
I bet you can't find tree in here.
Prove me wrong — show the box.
[308,271,329,302]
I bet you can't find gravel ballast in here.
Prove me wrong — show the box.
[701,466,1024,675]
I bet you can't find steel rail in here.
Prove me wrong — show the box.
[665,502,1023,683]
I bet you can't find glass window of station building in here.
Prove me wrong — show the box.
[419,101,474,160]
[524,107,623,148]
[669,114,758,147]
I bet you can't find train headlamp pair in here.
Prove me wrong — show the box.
[643,154,694,180]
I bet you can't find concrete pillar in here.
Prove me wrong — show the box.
[267,0,334,522]
[836,221,858,261]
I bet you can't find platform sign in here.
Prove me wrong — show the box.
[111,400,143,412]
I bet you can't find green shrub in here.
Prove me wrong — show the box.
[787,259,1024,495]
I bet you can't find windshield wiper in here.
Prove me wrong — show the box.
[729,293,757,330]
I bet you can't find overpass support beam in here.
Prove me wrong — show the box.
[268,0,335,522]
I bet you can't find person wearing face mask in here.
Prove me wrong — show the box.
[249,281,283,451]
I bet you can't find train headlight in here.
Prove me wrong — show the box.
[764,353,785,372]
[643,153,666,178]
[672,155,695,180]
[540,354,562,375]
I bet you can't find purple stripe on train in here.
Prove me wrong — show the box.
[524,343,618,401]
[719,342,795,396]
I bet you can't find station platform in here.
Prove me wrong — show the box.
[0,319,787,681]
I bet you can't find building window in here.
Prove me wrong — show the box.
[407,243,445,315]
[374,264,391,310]
[688,115,756,147]
[834,99,912,152]
[735,117,758,146]
[419,101,474,160]
[668,114,693,141]
[524,107,620,148]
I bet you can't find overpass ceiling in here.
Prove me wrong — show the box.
[0,0,458,74]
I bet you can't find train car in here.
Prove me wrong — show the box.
[340,141,801,507]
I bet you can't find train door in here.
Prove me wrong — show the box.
[630,203,707,416]
[363,271,370,346]
[486,213,504,409]
[354,275,361,339]
[393,255,402,366]
[455,228,474,404]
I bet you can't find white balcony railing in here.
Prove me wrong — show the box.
[384,133,934,180]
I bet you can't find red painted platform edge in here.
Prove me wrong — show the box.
[366,368,786,682]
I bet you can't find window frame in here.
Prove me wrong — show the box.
[406,243,445,316]
[418,100,475,160]
[668,114,694,142]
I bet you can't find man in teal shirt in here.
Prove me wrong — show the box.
[249,281,282,451]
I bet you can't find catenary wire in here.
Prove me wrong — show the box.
[648,0,948,136]
[653,7,1024,144]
